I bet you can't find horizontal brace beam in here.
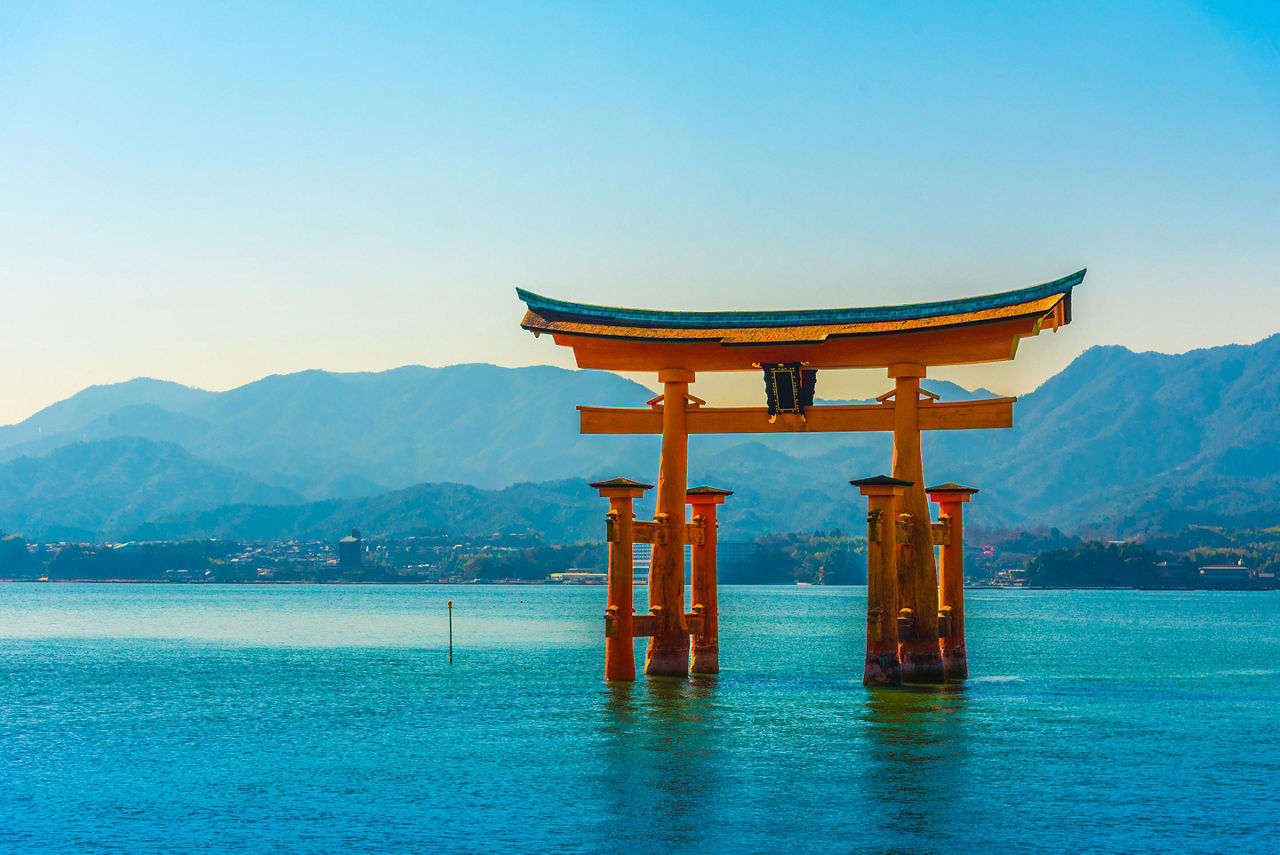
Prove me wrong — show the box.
[579,398,1015,436]
[630,520,665,545]
[631,615,658,636]
[931,520,951,546]
[605,519,705,545]
[629,613,706,638]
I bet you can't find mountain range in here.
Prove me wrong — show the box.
[2,334,1278,542]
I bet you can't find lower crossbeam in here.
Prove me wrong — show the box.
[609,612,705,638]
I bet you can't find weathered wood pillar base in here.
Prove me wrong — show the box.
[645,634,690,677]
[690,643,718,675]
[864,643,902,687]
[899,641,945,684]
[604,622,634,680]
[942,643,967,681]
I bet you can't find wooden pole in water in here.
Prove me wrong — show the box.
[688,485,732,675]
[592,478,652,682]
[448,600,453,664]
[646,368,694,677]
[927,484,978,681]
[888,364,945,684]
[852,476,909,687]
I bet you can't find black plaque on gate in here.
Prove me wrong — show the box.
[762,363,816,416]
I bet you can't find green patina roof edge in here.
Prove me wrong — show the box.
[518,269,1084,329]
[926,482,980,494]
[589,477,654,490]
[687,485,735,496]
[850,475,915,488]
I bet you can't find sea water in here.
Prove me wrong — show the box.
[1,584,1277,854]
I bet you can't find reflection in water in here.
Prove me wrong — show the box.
[595,676,721,852]
[601,680,641,734]
[859,685,971,843]
[595,669,977,855]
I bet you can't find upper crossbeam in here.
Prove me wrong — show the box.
[578,398,1015,435]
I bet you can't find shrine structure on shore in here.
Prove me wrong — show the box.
[517,270,1084,685]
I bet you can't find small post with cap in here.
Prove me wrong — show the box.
[687,485,733,675]
[592,477,652,682]
[852,475,913,687]
[927,483,979,681]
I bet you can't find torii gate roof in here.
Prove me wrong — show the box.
[518,269,1084,372]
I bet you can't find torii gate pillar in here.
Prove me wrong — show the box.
[593,477,652,682]
[646,368,694,677]
[688,485,732,675]
[852,475,911,687]
[888,363,945,684]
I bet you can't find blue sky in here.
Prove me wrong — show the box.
[1,1,1277,422]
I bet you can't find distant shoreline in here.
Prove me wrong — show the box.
[0,578,533,585]
[1,579,1276,591]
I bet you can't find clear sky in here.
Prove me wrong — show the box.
[1,1,1277,423]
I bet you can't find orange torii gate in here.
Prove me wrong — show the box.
[518,270,1084,685]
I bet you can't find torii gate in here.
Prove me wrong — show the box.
[517,270,1084,685]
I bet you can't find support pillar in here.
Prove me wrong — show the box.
[687,485,732,675]
[888,363,945,684]
[645,368,694,677]
[592,478,652,682]
[851,476,911,686]
[927,483,979,682]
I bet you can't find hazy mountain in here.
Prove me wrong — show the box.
[0,437,301,540]
[130,454,870,544]
[685,335,1280,536]
[723,334,1280,534]
[132,480,602,544]
[0,379,214,452]
[0,365,659,498]
[4,336,1280,542]
[941,334,1280,530]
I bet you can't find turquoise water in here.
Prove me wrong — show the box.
[1,584,1277,854]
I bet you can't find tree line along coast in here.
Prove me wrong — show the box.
[1,523,1276,589]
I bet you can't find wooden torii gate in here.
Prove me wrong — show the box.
[518,270,1084,685]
